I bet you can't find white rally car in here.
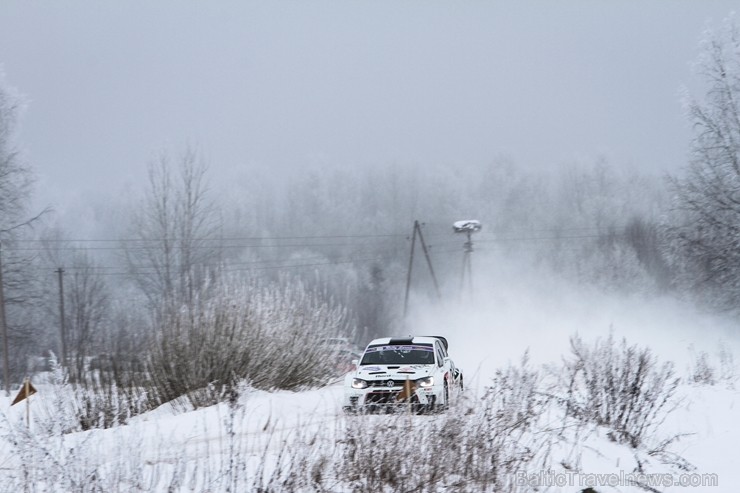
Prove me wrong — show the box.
[343,336,463,413]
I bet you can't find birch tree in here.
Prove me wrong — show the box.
[0,77,33,237]
[670,18,740,308]
[0,74,46,383]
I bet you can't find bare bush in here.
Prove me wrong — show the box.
[72,379,150,431]
[147,277,352,408]
[717,344,737,386]
[562,334,680,448]
[688,347,716,385]
[33,356,149,434]
[687,344,738,388]
[0,407,152,492]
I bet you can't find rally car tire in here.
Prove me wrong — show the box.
[431,383,449,414]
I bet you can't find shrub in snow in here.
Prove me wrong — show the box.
[688,347,716,385]
[32,354,150,433]
[687,344,738,388]
[561,334,680,448]
[0,411,152,492]
[717,344,737,387]
[147,276,352,408]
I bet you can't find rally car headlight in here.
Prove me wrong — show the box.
[416,376,434,388]
[351,378,368,389]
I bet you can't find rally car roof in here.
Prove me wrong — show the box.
[367,336,448,351]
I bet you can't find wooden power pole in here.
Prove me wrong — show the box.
[0,243,10,396]
[404,220,441,317]
[403,222,418,317]
[57,267,67,369]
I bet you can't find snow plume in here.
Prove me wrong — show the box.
[404,248,740,392]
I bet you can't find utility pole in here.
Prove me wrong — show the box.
[453,220,482,300]
[460,230,474,297]
[0,243,9,396]
[404,220,441,317]
[57,267,67,369]
[416,222,441,299]
[403,222,417,317]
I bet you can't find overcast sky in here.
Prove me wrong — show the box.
[0,1,737,213]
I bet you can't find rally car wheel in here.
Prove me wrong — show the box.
[435,383,449,413]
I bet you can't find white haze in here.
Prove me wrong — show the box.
[407,249,740,392]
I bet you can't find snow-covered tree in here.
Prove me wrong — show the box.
[0,73,48,384]
[0,73,33,237]
[669,18,740,309]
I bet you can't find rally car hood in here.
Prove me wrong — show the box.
[355,364,435,379]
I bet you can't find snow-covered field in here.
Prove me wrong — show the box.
[0,274,738,492]
[0,379,735,492]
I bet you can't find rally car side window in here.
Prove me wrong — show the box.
[435,343,444,367]
[439,341,448,358]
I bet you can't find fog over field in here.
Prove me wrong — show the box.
[0,2,740,492]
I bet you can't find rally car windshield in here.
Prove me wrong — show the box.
[360,344,435,366]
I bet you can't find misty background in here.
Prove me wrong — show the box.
[0,2,736,209]
[0,1,740,397]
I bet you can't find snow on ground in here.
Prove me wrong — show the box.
[0,267,737,491]
[0,383,348,491]
[403,261,739,491]
[661,384,740,492]
[0,378,736,491]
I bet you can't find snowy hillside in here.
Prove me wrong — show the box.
[0,276,736,492]
[0,377,735,491]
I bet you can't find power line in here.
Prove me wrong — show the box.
[476,233,623,243]
[42,252,416,277]
[4,240,407,253]
[28,243,429,276]
[5,228,624,279]
[10,232,409,244]
[6,225,625,246]
[3,233,611,253]
[29,249,401,272]
[17,233,614,275]
[30,240,462,276]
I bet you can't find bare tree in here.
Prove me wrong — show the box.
[125,148,221,317]
[669,18,740,308]
[0,76,33,237]
[0,74,48,385]
[66,255,109,379]
[37,230,111,379]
